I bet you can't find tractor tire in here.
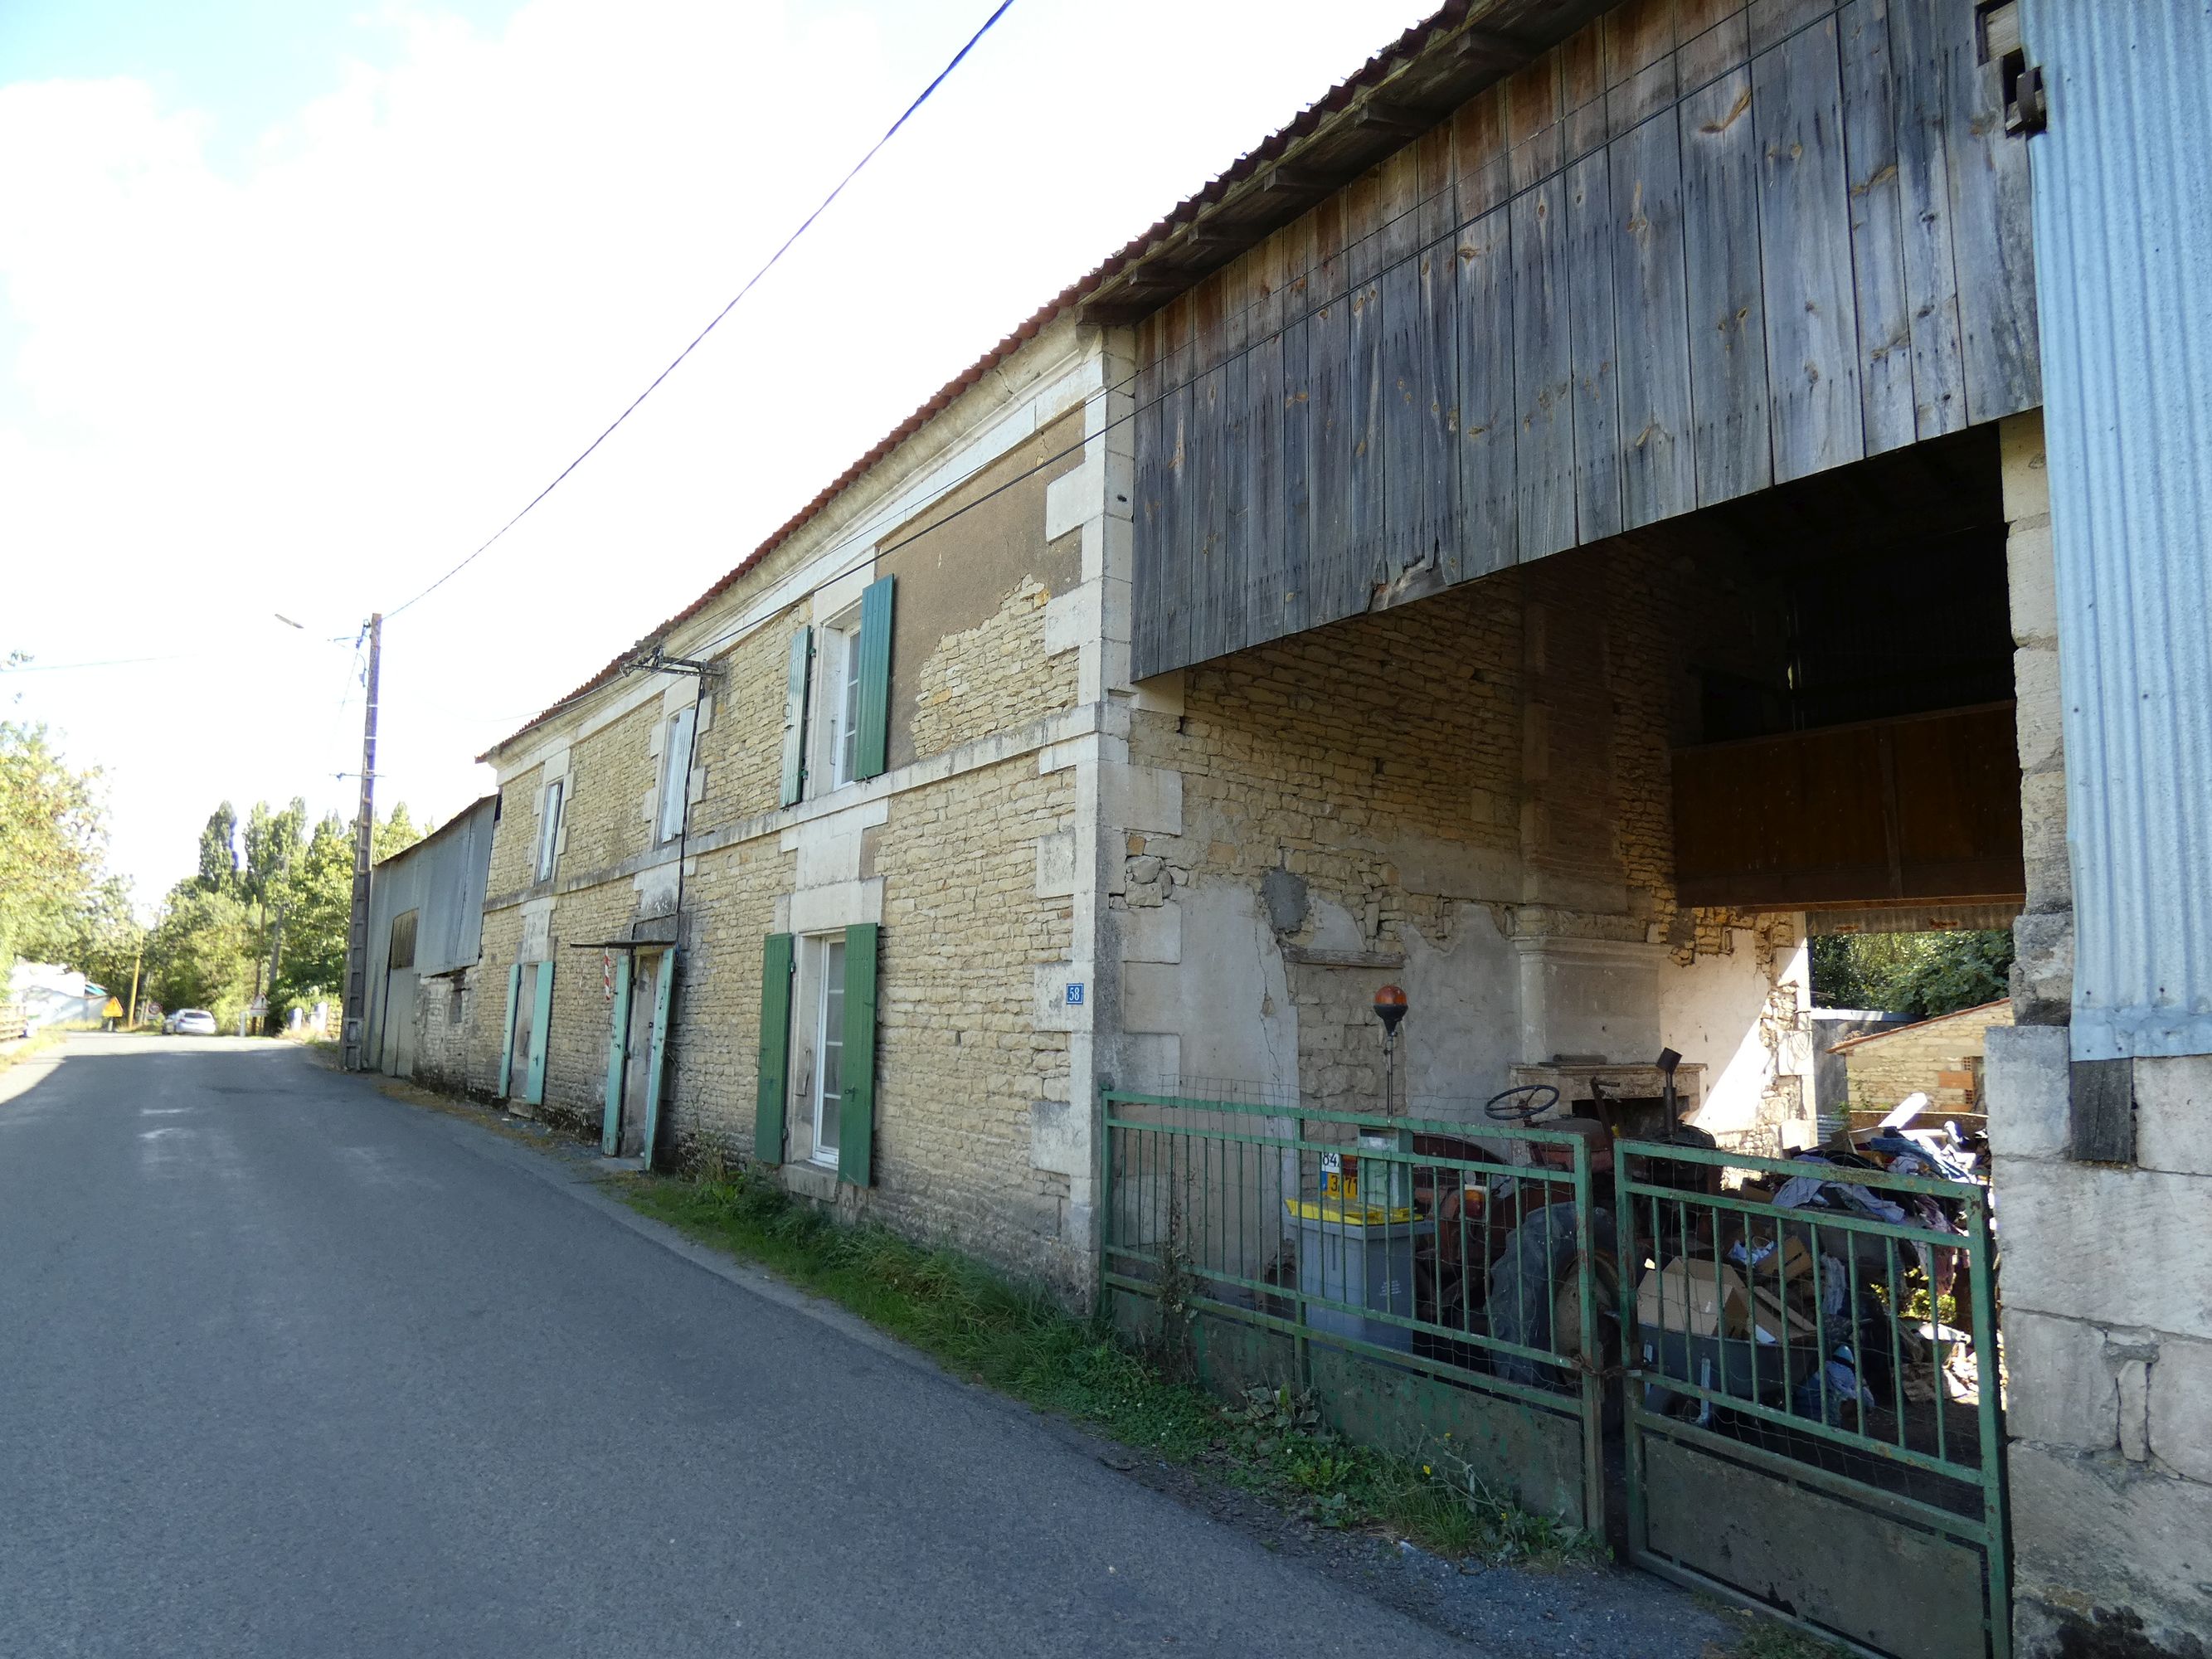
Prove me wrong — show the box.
[1485,1202,1618,1389]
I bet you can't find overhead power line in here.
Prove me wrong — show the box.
[383,0,1018,621]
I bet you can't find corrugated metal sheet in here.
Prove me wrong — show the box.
[362,795,498,1065]
[2021,0,2212,1059]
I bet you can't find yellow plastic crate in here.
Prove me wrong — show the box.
[1284,1197,1417,1226]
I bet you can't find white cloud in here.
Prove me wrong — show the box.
[1,0,1437,904]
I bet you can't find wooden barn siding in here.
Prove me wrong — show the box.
[1129,0,2038,681]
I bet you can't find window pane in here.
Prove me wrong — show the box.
[537,781,562,878]
[836,630,862,784]
[817,940,845,1152]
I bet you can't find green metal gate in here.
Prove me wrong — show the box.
[1101,1091,1609,1531]
[1613,1139,2009,1659]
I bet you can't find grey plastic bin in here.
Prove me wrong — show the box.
[1286,1200,1435,1352]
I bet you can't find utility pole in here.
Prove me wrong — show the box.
[340,613,382,1071]
[126,933,143,1029]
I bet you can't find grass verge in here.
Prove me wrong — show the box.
[618,1162,1603,1570]
[0,1028,66,1071]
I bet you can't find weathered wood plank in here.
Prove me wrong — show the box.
[1158,294,1198,675]
[1939,0,2040,421]
[1382,227,1461,598]
[1452,85,1512,222]
[1888,0,1966,439]
[1512,178,1576,561]
[1130,310,1169,680]
[1748,0,1827,56]
[1753,14,1864,483]
[1340,268,1387,620]
[1186,280,1228,663]
[1838,0,1915,455]
[1506,55,1565,196]
[1605,0,1679,87]
[1677,0,1749,88]
[1416,124,1456,251]
[1562,21,1609,163]
[1565,148,1624,541]
[1278,246,1315,643]
[1680,65,1773,505]
[1246,238,1289,651]
[1454,206,1519,577]
[1376,140,1457,604]
[1305,200,1357,630]
[1609,109,1697,528]
[1215,258,1253,659]
[1607,0,1680,133]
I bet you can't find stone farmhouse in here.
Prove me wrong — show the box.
[438,4,2210,1655]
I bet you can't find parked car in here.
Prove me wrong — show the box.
[171,1010,217,1037]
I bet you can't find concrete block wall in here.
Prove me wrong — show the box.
[1989,408,2212,1654]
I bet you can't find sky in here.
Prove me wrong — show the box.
[2,0,1439,913]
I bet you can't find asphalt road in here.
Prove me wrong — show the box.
[0,1035,1479,1658]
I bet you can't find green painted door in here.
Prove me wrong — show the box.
[853,577,894,781]
[837,923,879,1187]
[779,629,812,806]
[639,950,677,1171]
[756,933,794,1163]
[601,951,631,1156]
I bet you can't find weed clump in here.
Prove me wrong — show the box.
[621,1166,1603,1568]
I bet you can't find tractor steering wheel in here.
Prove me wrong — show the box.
[1484,1083,1561,1123]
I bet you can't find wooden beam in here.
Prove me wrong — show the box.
[1447,27,1534,71]
[1349,98,1435,142]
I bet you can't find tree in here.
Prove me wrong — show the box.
[146,886,257,1021]
[241,797,307,906]
[197,802,241,895]
[20,875,140,995]
[0,721,107,966]
[271,811,355,1010]
[375,802,425,862]
[1810,929,2015,1018]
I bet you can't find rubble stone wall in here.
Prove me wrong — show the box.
[408,971,474,1096]
[866,756,1079,1290]
[467,902,523,1095]
[1115,533,1805,1128]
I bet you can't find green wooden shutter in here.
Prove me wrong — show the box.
[778,627,813,807]
[853,576,895,781]
[600,951,631,1156]
[525,960,554,1105]
[838,922,879,1187]
[497,961,521,1097]
[640,950,677,1171]
[756,933,795,1163]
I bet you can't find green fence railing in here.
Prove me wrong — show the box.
[1101,1090,1612,1529]
[1614,1138,2009,1659]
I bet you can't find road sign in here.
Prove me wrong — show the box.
[247,996,269,1017]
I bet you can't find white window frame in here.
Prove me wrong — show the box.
[815,608,864,792]
[657,705,697,844]
[536,779,563,882]
[800,932,847,1168]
